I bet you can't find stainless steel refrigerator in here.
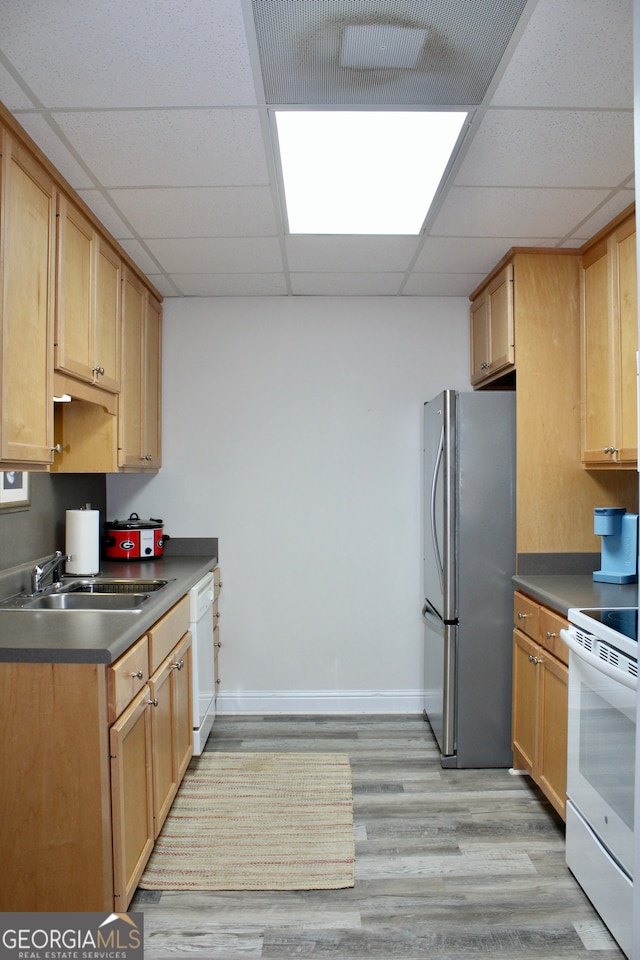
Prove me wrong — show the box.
[422,389,516,768]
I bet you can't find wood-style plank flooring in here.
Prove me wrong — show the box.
[131,715,625,959]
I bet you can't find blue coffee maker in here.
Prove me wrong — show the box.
[593,507,639,583]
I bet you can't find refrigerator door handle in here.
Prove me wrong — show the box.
[422,598,443,627]
[429,425,445,595]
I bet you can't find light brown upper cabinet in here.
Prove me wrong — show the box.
[470,263,515,387]
[55,194,121,393]
[119,268,162,471]
[581,208,637,468]
[0,129,56,468]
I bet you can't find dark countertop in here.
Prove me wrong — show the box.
[512,574,639,617]
[0,553,217,664]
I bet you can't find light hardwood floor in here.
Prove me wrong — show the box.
[131,715,626,959]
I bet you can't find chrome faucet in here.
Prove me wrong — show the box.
[30,551,70,594]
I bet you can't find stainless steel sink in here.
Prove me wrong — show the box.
[0,578,171,611]
[25,592,151,611]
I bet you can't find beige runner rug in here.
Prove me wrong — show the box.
[139,752,355,891]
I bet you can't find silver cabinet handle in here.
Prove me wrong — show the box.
[517,612,529,619]
[215,640,222,648]
[172,658,185,671]
[130,670,143,679]
[141,454,153,461]
[51,443,62,454]
[214,611,221,619]
[603,446,619,454]
[545,631,556,640]
[147,697,158,707]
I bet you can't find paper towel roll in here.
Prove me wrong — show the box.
[65,509,100,575]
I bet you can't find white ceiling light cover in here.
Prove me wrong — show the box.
[276,110,468,234]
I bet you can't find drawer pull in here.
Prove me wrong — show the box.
[215,640,222,648]
[147,697,159,707]
[172,658,185,671]
[130,670,143,679]
[546,631,556,640]
[214,611,221,619]
[517,612,529,619]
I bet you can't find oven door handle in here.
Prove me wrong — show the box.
[560,628,637,691]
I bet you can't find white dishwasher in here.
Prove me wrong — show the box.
[189,572,216,754]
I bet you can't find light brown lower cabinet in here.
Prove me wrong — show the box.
[512,591,569,820]
[0,594,193,913]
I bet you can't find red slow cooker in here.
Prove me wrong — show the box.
[103,513,169,560]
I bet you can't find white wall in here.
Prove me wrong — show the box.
[107,295,470,713]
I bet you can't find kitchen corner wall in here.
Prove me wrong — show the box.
[0,473,106,571]
[107,295,470,713]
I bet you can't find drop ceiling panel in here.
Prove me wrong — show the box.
[290,272,405,295]
[404,273,486,296]
[285,236,418,272]
[490,0,633,108]
[117,239,162,276]
[0,62,34,110]
[47,109,270,188]
[108,186,279,238]
[0,0,257,108]
[432,186,612,238]
[145,237,283,274]
[412,236,557,274]
[76,190,135,240]
[567,190,637,242]
[170,274,289,297]
[14,113,95,189]
[455,110,634,188]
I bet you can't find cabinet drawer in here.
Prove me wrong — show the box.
[148,595,190,673]
[108,635,149,721]
[539,608,569,665]
[514,592,539,641]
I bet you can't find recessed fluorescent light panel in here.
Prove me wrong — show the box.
[275,111,467,235]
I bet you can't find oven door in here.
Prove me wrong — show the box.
[565,642,636,877]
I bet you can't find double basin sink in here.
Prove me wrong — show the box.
[0,578,170,612]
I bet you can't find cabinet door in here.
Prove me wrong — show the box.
[486,264,515,376]
[0,130,55,465]
[148,633,193,837]
[172,633,193,784]
[55,194,94,384]
[582,239,615,463]
[110,685,154,910]
[536,653,568,819]
[119,268,162,470]
[511,629,539,773]
[119,268,145,468]
[470,264,514,387]
[142,293,162,468]
[615,218,637,463]
[148,656,177,836]
[470,292,490,385]
[94,235,121,392]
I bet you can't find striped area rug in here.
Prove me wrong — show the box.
[139,752,355,891]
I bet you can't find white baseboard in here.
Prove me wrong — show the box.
[216,689,424,715]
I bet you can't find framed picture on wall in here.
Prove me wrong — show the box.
[0,471,30,511]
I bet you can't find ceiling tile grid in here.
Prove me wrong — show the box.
[0,0,635,298]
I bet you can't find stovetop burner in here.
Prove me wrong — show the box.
[581,607,638,641]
